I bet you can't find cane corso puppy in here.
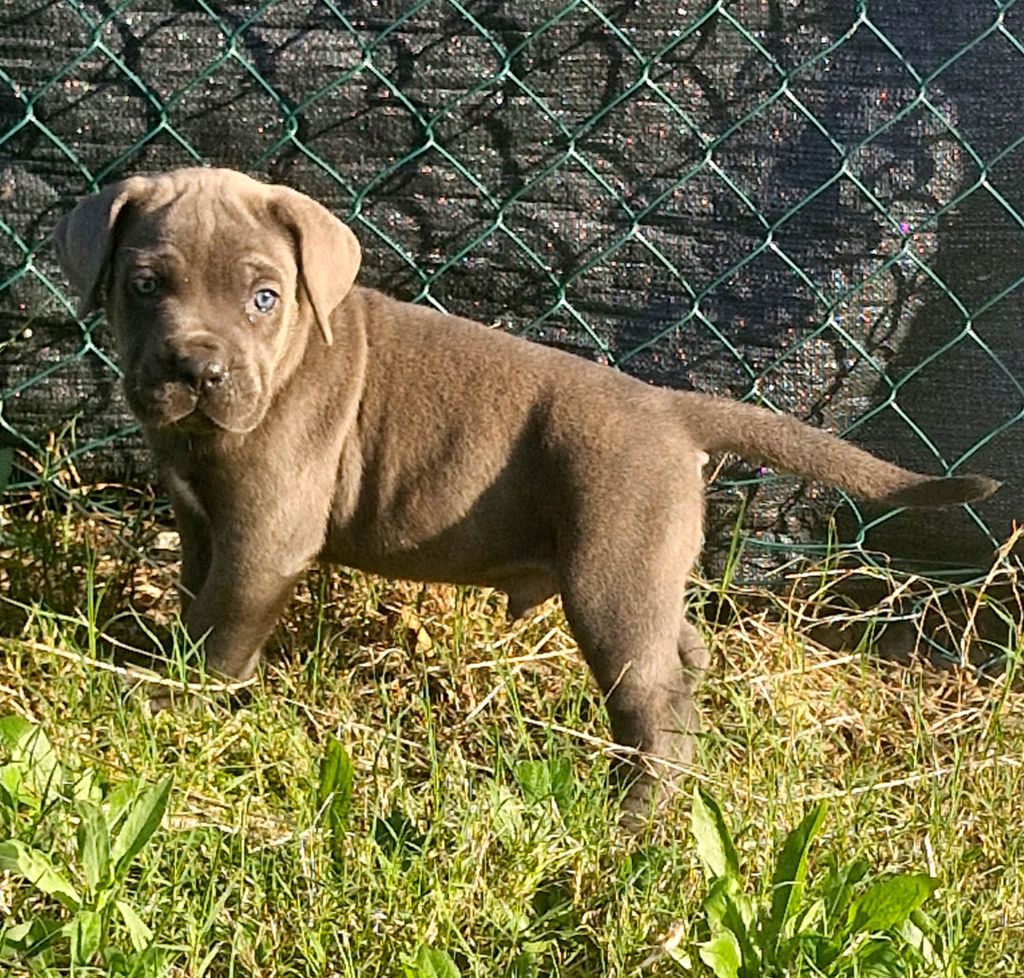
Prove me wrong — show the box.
[55,168,999,819]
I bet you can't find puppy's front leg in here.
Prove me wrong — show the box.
[167,478,212,614]
[183,544,306,683]
[178,490,328,683]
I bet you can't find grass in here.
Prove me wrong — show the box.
[1,471,1023,976]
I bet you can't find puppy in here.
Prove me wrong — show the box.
[55,168,999,819]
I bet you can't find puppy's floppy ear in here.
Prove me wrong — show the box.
[54,177,149,318]
[269,186,361,346]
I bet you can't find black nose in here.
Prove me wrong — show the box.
[171,352,227,393]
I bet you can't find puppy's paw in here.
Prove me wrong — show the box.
[617,776,662,836]
[614,757,690,836]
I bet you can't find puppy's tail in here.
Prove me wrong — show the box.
[676,392,1000,507]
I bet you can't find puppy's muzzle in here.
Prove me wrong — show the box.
[162,335,229,395]
[129,333,243,430]
[168,348,228,396]
[130,331,265,434]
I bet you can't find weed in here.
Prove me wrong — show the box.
[0,715,171,974]
[683,788,954,977]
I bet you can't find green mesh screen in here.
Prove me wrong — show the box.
[1,0,1021,585]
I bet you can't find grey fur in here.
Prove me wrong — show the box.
[55,168,1000,820]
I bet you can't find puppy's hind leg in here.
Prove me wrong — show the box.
[614,617,709,827]
[558,441,707,828]
[674,618,710,760]
[561,571,702,829]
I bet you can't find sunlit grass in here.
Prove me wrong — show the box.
[1,476,1022,975]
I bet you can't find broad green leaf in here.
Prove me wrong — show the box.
[111,775,172,877]
[899,915,939,966]
[403,944,461,978]
[698,930,742,978]
[68,909,102,965]
[856,940,908,977]
[703,876,759,974]
[704,874,736,930]
[546,756,575,812]
[515,760,550,804]
[0,716,62,801]
[0,763,25,811]
[704,874,752,931]
[483,782,525,842]
[116,899,154,952]
[77,800,111,892]
[691,788,740,880]
[124,944,168,977]
[668,948,693,969]
[1,915,64,958]
[783,897,825,944]
[515,757,574,810]
[0,715,41,759]
[822,857,870,925]
[849,874,937,934]
[777,917,828,973]
[72,765,102,803]
[0,840,80,909]
[812,935,844,971]
[763,801,828,963]
[104,778,141,829]
[1,919,37,951]
[317,737,355,834]
[106,949,131,975]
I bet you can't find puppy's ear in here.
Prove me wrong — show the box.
[269,186,361,346]
[54,177,149,318]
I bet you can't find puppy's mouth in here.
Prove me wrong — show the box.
[126,372,266,435]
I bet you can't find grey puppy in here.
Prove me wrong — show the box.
[55,168,999,817]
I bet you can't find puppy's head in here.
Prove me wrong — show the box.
[55,168,361,434]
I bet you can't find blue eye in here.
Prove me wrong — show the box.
[253,289,278,314]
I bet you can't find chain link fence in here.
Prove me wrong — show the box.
[1,0,1022,587]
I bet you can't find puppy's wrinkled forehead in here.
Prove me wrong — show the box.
[117,170,296,278]
[57,165,362,344]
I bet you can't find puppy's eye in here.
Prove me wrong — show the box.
[129,273,159,297]
[253,289,278,314]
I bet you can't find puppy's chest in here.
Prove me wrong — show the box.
[162,448,247,521]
